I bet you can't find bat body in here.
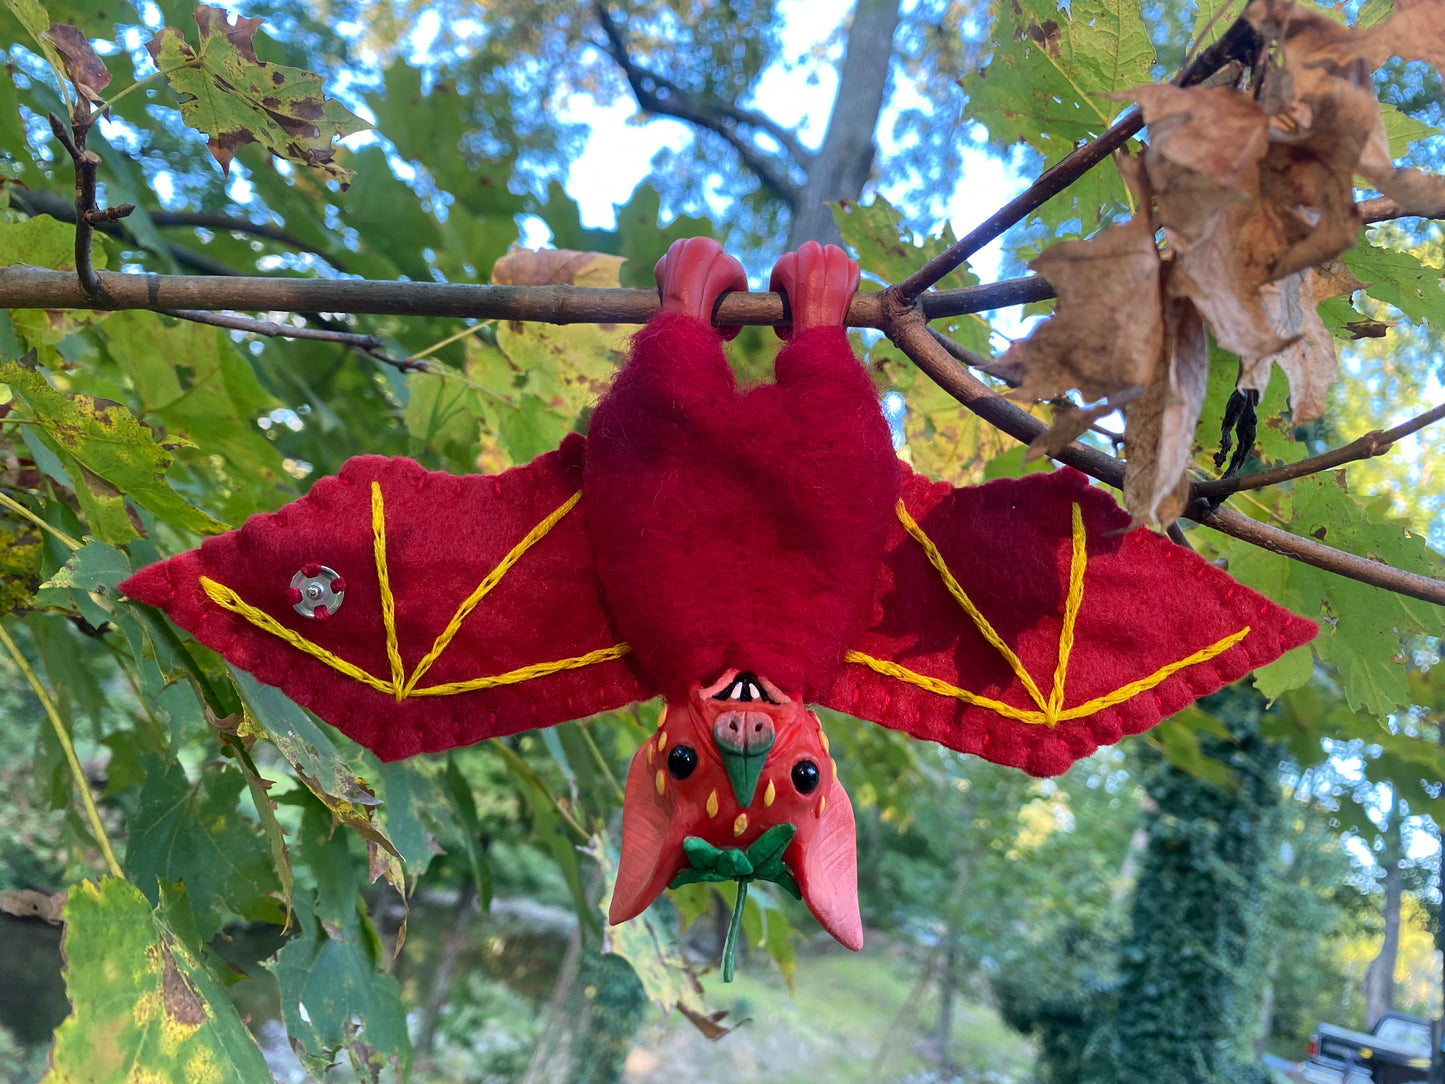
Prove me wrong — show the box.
[121,239,1316,964]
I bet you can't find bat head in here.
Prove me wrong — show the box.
[608,669,861,951]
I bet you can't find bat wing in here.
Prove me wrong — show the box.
[120,434,651,760]
[819,465,1317,776]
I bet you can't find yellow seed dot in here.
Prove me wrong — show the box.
[818,795,827,817]
[706,790,719,818]
[733,813,748,837]
[819,728,830,753]
[646,743,654,765]
[655,770,665,796]
[657,730,668,752]
[763,780,776,808]
[832,758,838,780]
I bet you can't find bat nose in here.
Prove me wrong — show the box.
[713,711,775,807]
[713,710,775,755]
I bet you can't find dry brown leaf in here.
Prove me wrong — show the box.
[1366,0,1445,77]
[42,24,111,104]
[1239,262,1358,423]
[1025,388,1141,463]
[994,215,1163,402]
[491,248,625,288]
[1123,294,1209,526]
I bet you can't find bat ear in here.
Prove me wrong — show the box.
[608,737,685,925]
[796,780,863,951]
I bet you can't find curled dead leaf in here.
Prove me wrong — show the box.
[0,887,67,924]
[1238,263,1357,424]
[1122,293,1209,527]
[995,215,1163,402]
[42,24,111,104]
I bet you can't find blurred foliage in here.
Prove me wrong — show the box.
[1,0,1443,1080]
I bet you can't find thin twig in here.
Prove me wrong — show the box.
[0,490,84,551]
[1357,194,1445,224]
[1194,402,1445,500]
[883,300,1445,605]
[160,308,425,371]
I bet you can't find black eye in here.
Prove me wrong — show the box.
[791,759,820,794]
[667,744,697,779]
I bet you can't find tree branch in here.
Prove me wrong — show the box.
[12,188,349,272]
[882,298,1445,606]
[48,110,133,304]
[1193,402,1445,501]
[593,3,803,205]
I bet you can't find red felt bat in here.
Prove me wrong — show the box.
[120,238,1316,966]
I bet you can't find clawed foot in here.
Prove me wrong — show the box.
[769,241,859,339]
[654,237,748,340]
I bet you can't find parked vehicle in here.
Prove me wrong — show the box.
[1302,1012,1432,1084]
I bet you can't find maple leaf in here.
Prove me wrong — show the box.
[994,214,1163,403]
[146,5,369,185]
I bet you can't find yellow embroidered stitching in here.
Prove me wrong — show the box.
[895,499,1049,712]
[402,490,582,696]
[201,487,627,699]
[845,627,1249,726]
[372,482,406,697]
[1046,503,1087,719]
[860,499,1253,726]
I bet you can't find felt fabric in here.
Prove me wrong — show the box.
[583,313,900,702]
[118,435,650,760]
[821,464,1318,777]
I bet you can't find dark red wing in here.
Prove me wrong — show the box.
[120,435,652,760]
[819,466,1316,776]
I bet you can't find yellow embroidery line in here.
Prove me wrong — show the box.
[858,499,1252,726]
[402,490,582,697]
[895,500,1049,713]
[372,482,406,695]
[201,487,627,700]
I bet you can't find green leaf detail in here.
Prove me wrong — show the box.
[43,877,271,1083]
[1,361,226,541]
[145,5,369,183]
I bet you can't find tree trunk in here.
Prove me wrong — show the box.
[1364,813,1405,1028]
[787,0,902,247]
[413,880,477,1062]
[932,933,956,1062]
[1433,721,1445,1084]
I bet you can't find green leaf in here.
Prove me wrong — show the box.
[145,6,369,183]
[1251,644,1314,700]
[442,751,493,908]
[124,751,283,940]
[962,0,1153,158]
[271,891,411,1080]
[42,877,271,1083]
[377,759,442,871]
[1343,232,1445,329]
[1378,102,1440,158]
[1,361,226,540]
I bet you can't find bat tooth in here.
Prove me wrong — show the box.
[747,683,761,701]
[730,684,743,700]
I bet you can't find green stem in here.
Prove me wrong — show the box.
[0,490,83,551]
[723,879,748,983]
[96,61,198,118]
[0,623,123,879]
[579,722,625,802]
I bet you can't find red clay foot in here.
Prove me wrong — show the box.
[653,236,748,340]
[769,241,860,339]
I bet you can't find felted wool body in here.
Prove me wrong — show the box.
[119,437,648,760]
[821,465,1318,776]
[584,313,900,701]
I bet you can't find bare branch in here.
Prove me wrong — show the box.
[593,3,803,206]
[159,308,424,371]
[1194,402,1445,500]
[12,188,350,272]
[48,110,132,304]
[1357,194,1445,224]
[0,265,1055,324]
[882,298,1445,606]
